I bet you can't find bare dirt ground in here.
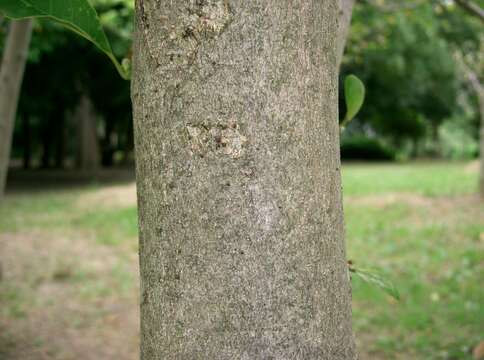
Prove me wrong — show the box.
[0,230,139,360]
[347,192,483,226]
[75,183,138,210]
[0,224,407,360]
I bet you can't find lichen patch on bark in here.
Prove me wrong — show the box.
[166,0,233,46]
[186,120,247,158]
[137,0,233,71]
[186,0,233,37]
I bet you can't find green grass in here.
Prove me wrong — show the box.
[73,207,138,246]
[0,187,138,246]
[342,161,478,196]
[343,162,483,359]
[0,162,482,359]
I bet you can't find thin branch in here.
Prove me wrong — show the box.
[466,68,483,94]
[454,52,483,111]
[454,0,484,22]
[357,0,427,12]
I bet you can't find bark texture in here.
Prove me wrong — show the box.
[0,19,33,198]
[132,1,356,358]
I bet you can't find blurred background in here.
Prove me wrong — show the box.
[0,0,483,359]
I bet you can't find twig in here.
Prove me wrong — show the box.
[454,0,484,22]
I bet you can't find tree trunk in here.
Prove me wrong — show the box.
[101,119,115,167]
[0,19,33,198]
[22,115,31,169]
[463,69,484,197]
[41,117,54,168]
[75,94,100,172]
[132,1,356,359]
[337,0,355,68]
[480,111,484,198]
[55,116,66,169]
[122,117,134,165]
[471,79,484,198]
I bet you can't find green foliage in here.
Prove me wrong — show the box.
[10,1,134,168]
[0,0,129,79]
[343,1,464,147]
[341,74,366,129]
[439,117,479,159]
[350,266,400,301]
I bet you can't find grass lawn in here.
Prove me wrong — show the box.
[343,162,483,359]
[1,161,482,359]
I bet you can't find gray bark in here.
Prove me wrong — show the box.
[0,19,33,198]
[132,1,356,359]
[75,95,101,172]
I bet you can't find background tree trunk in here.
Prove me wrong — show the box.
[337,0,355,68]
[55,116,67,169]
[75,94,101,172]
[467,73,484,197]
[41,118,53,168]
[122,118,134,165]
[459,64,484,197]
[0,19,33,198]
[101,119,115,167]
[132,1,356,359]
[22,116,31,169]
[480,107,484,197]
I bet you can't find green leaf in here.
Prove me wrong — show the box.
[351,267,400,301]
[341,74,365,129]
[0,0,129,80]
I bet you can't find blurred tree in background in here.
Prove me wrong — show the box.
[2,0,134,170]
[341,0,482,160]
[1,0,482,167]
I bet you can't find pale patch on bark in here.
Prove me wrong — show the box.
[186,120,247,159]
[138,0,233,70]
[183,0,233,37]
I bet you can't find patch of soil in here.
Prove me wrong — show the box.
[0,231,139,360]
[346,192,432,208]
[347,192,482,215]
[464,160,479,174]
[347,193,483,234]
[75,183,137,210]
